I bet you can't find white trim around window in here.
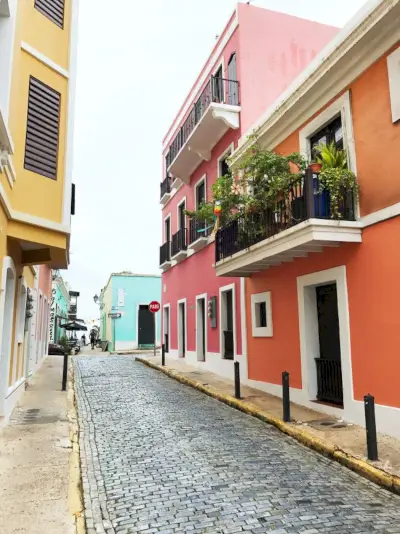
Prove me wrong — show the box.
[387,45,400,124]
[194,174,207,209]
[177,298,187,358]
[251,291,273,338]
[176,196,187,231]
[162,303,170,348]
[195,292,208,362]
[217,142,235,178]
[299,91,357,175]
[163,212,171,242]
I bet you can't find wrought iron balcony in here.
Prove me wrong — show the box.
[188,219,213,252]
[171,228,188,261]
[159,242,171,271]
[215,169,362,277]
[165,75,240,183]
[160,175,172,204]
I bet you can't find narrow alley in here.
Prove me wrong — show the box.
[74,355,400,534]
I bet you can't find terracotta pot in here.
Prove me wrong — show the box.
[289,161,300,174]
[309,162,322,173]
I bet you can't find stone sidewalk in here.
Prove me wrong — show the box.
[137,355,400,483]
[0,356,82,534]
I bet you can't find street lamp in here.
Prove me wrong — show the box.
[93,294,99,304]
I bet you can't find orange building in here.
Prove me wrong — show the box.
[215,0,400,438]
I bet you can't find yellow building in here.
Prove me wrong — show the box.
[0,0,78,419]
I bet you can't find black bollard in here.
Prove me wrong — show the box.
[62,352,68,391]
[161,343,165,366]
[282,371,290,422]
[364,394,378,461]
[234,361,241,399]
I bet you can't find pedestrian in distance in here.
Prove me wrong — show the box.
[81,334,86,346]
[90,330,96,350]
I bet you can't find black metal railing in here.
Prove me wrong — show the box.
[160,176,171,199]
[171,228,187,257]
[223,331,234,360]
[215,169,356,262]
[166,76,240,169]
[315,358,343,405]
[189,218,212,244]
[160,242,171,266]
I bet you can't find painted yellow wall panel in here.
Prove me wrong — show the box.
[0,204,8,291]
[23,266,35,288]
[18,0,72,70]
[8,51,68,222]
[7,220,67,249]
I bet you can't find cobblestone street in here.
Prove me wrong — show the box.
[74,356,400,534]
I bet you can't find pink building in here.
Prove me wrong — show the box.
[160,3,338,378]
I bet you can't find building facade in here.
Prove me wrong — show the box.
[160,3,338,379]
[100,273,162,352]
[49,273,69,344]
[0,0,78,419]
[214,0,400,438]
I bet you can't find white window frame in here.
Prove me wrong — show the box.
[217,142,234,178]
[213,59,225,103]
[176,195,187,231]
[194,174,207,209]
[162,303,170,348]
[251,291,273,338]
[299,91,357,175]
[219,283,236,359]
[164,212,171,243]
[387,46,400,123]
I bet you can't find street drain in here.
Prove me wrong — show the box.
[307,419,349,430]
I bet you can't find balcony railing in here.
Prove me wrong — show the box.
[160,176,171,199]
[315,358,343,405]
[189,219,213,244]
[166,76,240,169]
[171,228,187,257]
[160,242,171,266]
[215,171,356,263]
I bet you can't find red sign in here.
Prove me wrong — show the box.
[149,301,161,313]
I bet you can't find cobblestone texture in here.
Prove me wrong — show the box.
[74,356,400,534]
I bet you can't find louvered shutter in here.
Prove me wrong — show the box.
[24,77,61,180]
[34,0,65,29]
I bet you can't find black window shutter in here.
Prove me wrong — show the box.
[34,0,65,29]
[71,183,75,215]
[24,77,61,180]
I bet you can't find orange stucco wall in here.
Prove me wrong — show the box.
[246,217,400,410]
[274,44,400,217]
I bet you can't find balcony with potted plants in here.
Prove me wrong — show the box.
[166,75,240,184]
[208,140,362,277]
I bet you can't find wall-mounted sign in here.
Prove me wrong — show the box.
[108,312,122,319]
[149,301,161,313]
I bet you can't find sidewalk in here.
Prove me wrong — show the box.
[0,356,82,534]
[137,354,400,491]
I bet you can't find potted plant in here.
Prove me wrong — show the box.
[315,141,359,219]
[308,161,322,173]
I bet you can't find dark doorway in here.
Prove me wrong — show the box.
[164,307,169,353]
[214,65,223,102]
[223,290,234,360]
[179,302,186,358]
[196,180,205,208]
[178,200,186,230]
[138,305,155,347]
[164,217,171,243]
[227,53,238,105]
[315,283,343,405]
[197,298,206,361]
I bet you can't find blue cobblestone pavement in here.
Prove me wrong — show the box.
[74,356,400,534]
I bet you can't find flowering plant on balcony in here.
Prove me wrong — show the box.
[315,142,359,219]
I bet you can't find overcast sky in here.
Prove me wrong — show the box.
[65,0,367,322]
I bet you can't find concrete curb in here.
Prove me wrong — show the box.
[67,359,86,534]
[136,357,400,495]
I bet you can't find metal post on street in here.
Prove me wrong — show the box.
[62,352,68,391]
[234,361,241,399]
[161,344,165,366]
[153,312,156,357]
[364,394,378,461]
[282,371,290,422]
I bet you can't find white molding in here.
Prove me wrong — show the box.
[297,266,353,415]
[233,0,400,162]
[177,298,187,358]
[240,277,248,380]
[176,195,187,231]
[195,293,207,362]
[193,173,207,208]
[361,201,400,227]
[164,212,171,242]
[163,10,239,149]
[251,291,273,338]
[387,45,400,123]
[62,0,79,226]
[162,303,170,347]
[219,282,237,360]
[0,256,16,415]
[21,42,69,78]
[217,142,234,178]
[211,103,240,129]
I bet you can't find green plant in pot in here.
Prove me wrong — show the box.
[315,141,359,219]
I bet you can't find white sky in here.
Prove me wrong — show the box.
[65,0,367,321]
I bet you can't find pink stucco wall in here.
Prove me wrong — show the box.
[38,264,52,298]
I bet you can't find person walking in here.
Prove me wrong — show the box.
[81,334,86,346]
[90,330,96,350]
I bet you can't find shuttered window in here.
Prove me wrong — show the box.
[34,0,65,28]
[24,77,61,180]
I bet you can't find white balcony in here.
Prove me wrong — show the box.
[0,0,10,17]
[166,76,240,184]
